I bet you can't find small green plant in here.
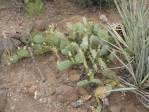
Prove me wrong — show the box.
[24,0,44,16]
[8,24,66,64]
[9,33,51,64]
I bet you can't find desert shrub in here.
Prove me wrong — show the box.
[109,0,149,108]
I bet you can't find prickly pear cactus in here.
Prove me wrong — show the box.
[9,18,117,88]
[48,18,117,85]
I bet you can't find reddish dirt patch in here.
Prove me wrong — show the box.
[0,54,87,112]
[0,0,148,112]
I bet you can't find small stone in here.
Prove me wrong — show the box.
[49,87,56,95]
[56,85,77,102]
[82,95,92,101]
[71,99,84,108]
[57,94,65,103]
[110,104,122,112]
[22,84,38,96]
[11,105,15,110]
[56,85,74,95]
[34,90,41,100]
[69,94,78,102]
[0,37,21,52]
[28,85,38,96]
[125,103,137,112]
[68,70,80,82]
[99,14,108,23]
[77,87,88,96]
[57,94,77,103]
[39,98,48,104]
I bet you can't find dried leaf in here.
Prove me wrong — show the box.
[82,95,92,101]
[95,85,112,99]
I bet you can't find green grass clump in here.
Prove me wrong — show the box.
[24,0,44,16]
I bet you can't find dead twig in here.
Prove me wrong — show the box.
[28,47,46,82]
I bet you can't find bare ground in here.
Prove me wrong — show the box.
[0,0,148,112]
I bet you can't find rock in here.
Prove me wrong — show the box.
[22,84,38,96]
[0,89,7,112]
[69,94,78,102]
[28,85,38,96]
[81,95,92,101]
[99,14,108,23]
[49,87,56,95]
[125,103,137,112]
[0,37,21,53]
[68,70,80,82]
[109,104,122,112]
[34,90,41,100]
[57,94,77,103]
[56,85,74,95]
[56,85,77,102]
[77,87,88,96]
[57,94,64,102]
[71,99,84,108]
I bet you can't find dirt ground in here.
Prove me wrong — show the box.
[0,0,149,112]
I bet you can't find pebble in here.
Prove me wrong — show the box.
[56,85,77,102]
[77,87,88,96]
[28,85,38,96]
[99,14,108,23]
[34,90,41,100]
[0,37,19,59]
[56,85,74,95]
[57,94,65,103]
[68,70,80,82]
[71,99,84,108]
[110,104,122,112]
[49,87,56,95]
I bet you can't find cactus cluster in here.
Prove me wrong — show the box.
[47,18,117,85]
[9,18,118,86]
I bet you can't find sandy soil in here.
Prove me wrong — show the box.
[0,0,148,112]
